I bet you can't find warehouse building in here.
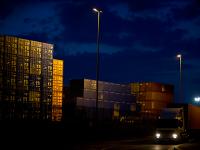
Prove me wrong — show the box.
[130,82,174,119]
[0,35,63,121]
[65,79,136,121]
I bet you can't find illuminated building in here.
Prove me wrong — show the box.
[52,59,63,121]
[0,35,56,120]
[130,82,174,119]
[66,79,136,120]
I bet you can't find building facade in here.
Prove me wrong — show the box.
[66,79,136,121]
[0,35,63,121]
[130,82,174,119]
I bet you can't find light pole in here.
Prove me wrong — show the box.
[93,8,102,123]
[177,54,182,101]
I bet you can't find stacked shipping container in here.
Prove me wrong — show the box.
[41,42,53,120]
[52,59,63,121]
[0,35,55,120]
[69,79,136,120]
[29,40,42,119]
[0,36,18,119]
[0,36,3,119]
[130,82,174,119]
[188,104,200,129]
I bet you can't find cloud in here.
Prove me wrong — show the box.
[61,46,199,101]
[117,0,164,12]
[0,1,64,42]
[62,48,178,83]
[0,0,57,19]
[62,42,123,54]
[172,0,200,21]
[109,3,133,21]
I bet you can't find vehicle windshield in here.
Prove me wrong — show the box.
[156,119,180,128]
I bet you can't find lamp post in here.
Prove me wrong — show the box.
[177,54,182,101]
[93,8,102,123]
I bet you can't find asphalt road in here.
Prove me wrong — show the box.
[1,124,200,150]
[72,136,200,150]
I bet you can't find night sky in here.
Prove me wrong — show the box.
[1,0,200,104]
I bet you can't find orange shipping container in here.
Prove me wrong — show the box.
[141,82,173,92]
[140,91,173,102]
[188,104,200,129]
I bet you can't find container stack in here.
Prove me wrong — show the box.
[52,59,63,121]
[130,82,174,119]
[0,36,3,117]
[69,79,136,120]
[188,104,200,129]
[0,36,18,119]
[16,38,30,119]
[29,40,43,119]
[41,43,53,120]
[0,35,55,121]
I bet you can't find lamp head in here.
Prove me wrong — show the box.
[177,54,182,58]
[93,8,102,13]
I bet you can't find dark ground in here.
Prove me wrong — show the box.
[0,120,154,149]
[1,121,200,149]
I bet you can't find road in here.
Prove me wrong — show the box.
[1,125,200,150]
[72,136,200,150]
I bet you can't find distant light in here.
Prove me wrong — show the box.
[194,97,200,102]
[93,8,98,12]
[155,133,161,139]
[177,54,182,58]
[93,8,102,13]
[172,133,178,139]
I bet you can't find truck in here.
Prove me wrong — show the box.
[154,103,200,142]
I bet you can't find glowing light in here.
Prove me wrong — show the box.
[155,133,161,138]
[93,8,98,12]
[194,97,200,102]
[93,8,102,13]
[177,54,181,58]
[172,133,178,139]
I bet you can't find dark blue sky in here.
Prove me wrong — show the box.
[1,0,200,103]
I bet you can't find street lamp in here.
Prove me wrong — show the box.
[177,54,182,101]
[93,8,102,123]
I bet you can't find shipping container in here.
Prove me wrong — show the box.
[83,79,131,94]
[30,40,42,48]
[18,38,30,46]
[30,47,41,58]
[5,36,17,43]
[52,105,62,121]
[131,82,174,93]
[0,35,4,41]
[0,40,4,53]
[130,82,174,119]
[52,91,62,105]
[188,104,200,129]
[130,83,140,94]
[138,91,173,102]
[53,59,63,76]
[42,43,53,59]
[4,42,17,54]
[68,78,136,120]
[0,35,57,121]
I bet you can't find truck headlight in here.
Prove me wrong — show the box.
[172,133,178,139]
[155,133,161,138]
